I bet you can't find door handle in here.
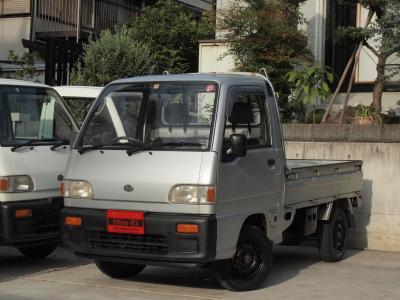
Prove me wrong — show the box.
[267,159,276,169]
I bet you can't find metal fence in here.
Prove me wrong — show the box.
[33,0,141,39]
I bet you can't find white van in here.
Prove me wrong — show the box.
[54,86,102,125]
[0,79,78,258]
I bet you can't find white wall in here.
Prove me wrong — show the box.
[286,141,400,252]
[356,5,400,83]
[0,17,31,61]
[299,0,326,63]
[328,92,400,115]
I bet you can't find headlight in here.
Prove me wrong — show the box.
[62,180,93,199]
[168,185,215,204]
[0,176,34,193]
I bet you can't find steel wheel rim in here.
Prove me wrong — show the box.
[232,240,263,278]
[333,219,346,252]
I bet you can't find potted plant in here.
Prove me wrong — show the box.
[353,105,382,125]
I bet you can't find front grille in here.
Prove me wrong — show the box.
[34,215,61,235]
[89,232,168,255]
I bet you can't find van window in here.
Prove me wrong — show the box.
[0,85,76,146]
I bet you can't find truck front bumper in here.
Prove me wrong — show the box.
[0,197,63,247]
[62,208,217,266]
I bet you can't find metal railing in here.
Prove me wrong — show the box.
[33,0,141,39]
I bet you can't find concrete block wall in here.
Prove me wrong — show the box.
[284,125,400,252]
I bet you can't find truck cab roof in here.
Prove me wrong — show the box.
[111,72,270,86]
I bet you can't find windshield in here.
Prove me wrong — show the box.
[0,85,76,146]
[78,81,218,151]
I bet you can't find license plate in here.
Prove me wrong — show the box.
[106,210,144,234]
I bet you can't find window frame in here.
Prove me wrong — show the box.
[223,85,271,152]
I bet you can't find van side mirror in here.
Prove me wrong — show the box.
[229,134,247,158]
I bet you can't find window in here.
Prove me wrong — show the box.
[79,82,218,151]
[224,91,269,150]
[0,85,75,146]
[0,0,30,16]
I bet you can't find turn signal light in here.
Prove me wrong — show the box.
[65,216,82,227]
[176,223,199,234]
[15,209,32,219]
[60,182,64,196]
[207,187,216,203]
[0,178,9,192]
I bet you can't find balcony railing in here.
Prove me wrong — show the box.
[33,0,142,39]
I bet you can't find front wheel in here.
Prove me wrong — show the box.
[213,225,273,291]
[95,261,146,279]
[18,242,58,259]
[319,207,349,262]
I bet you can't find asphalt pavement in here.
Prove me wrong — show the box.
[0,245,399,299]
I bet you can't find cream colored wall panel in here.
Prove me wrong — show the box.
[0,17,31,61]
[198,42,235,73]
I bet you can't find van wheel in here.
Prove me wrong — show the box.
[18,242,58,258]
[95,261,146,278]
[213,225,273,291]
[319,207,348,262]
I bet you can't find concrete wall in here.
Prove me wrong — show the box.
[284,125,400,252]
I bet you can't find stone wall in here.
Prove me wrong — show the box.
[284,125,400,252]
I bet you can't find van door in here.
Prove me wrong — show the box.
[216,86,282,250]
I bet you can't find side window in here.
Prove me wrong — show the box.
[224,92,269,150]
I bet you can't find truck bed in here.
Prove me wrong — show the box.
[285,160,363,209]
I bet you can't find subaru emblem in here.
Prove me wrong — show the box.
[123,185,134,192]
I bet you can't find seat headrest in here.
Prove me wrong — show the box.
[164,103,188,125]
[228,102,253,125]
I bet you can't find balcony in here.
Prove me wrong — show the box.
[32,0,143,40]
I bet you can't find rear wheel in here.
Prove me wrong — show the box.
[18,242,58,259]
[319,207,348,262]
[213,225,273,291]
[95,261,146,278]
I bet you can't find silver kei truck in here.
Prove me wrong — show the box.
[62,73,363,291]
[0,79,78,258]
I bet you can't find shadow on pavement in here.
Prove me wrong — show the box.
[124,245,362,291]
[0,246,89,283]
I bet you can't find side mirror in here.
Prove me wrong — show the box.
[229,134,247,158]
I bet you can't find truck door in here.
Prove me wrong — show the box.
[218,86,281,221]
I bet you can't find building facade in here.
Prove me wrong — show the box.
[199,0,400,113]
[0,0,214,84]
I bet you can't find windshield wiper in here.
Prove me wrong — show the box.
[50,139,70,151]
[78,137,145,155]
[11,138,64,152]
[154,141,204,148]
[126,141,204,156]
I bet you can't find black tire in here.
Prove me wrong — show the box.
[95,261,146,279]
[213,225,273,291]
[319,207,348,262]
[18,242,58,259]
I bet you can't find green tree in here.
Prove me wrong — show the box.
[128,0,214,73]
[286,64,334,123]
[8,50,40,81]
[70,28,156,86]
[216,0,311,118]
[337,0,400,113]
